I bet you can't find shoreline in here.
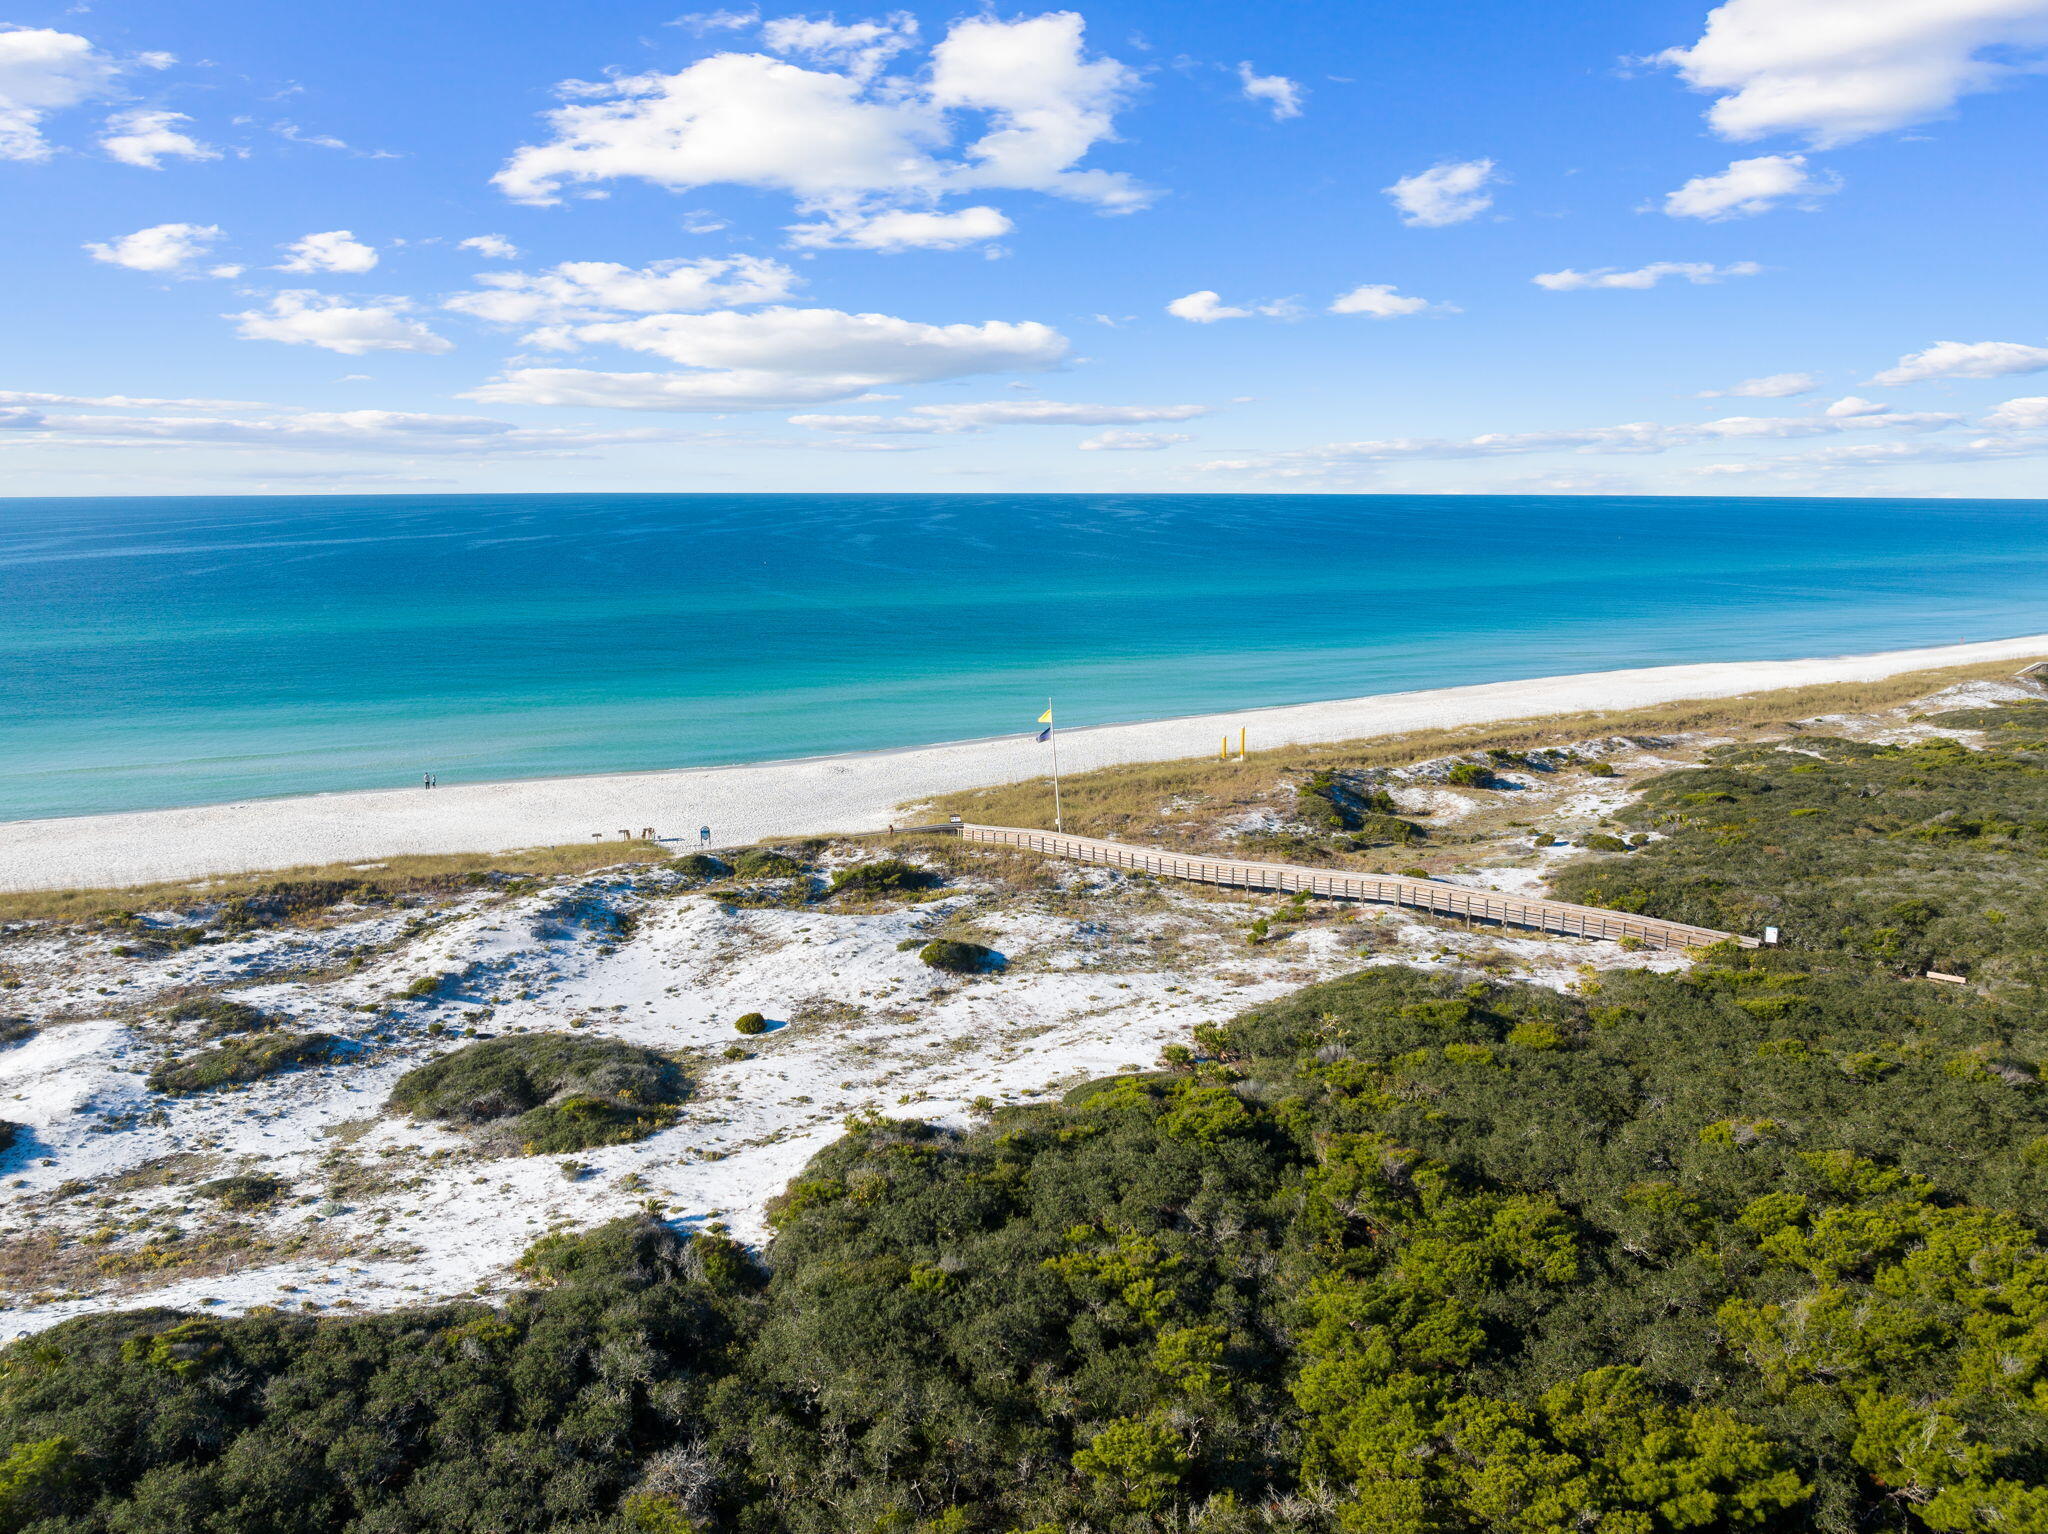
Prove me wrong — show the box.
[6,631,2047,893]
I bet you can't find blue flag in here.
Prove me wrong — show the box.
[1036,726,1052,742]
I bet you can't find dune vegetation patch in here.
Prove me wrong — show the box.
[386,1033,689,1154]
[147,1032,340,1095]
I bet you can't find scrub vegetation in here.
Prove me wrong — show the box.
[386,1034,690,1154]
[7,688,2048,1534]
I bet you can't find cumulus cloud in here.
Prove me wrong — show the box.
[1533,260,1761,291]
[0,26,162,161]
[1328,283,1451,318]
[1237,63,1303,120]
[1655,0,2048,147]
[99,108,217,168]
[786,203,1012,250]
[231,292,454,355]
[492,11,1143,253]
[445,255,799,329]
[761,12,918,79]
[1383,158,1498,227]
[1080,429,1189,450]
[458,234,521,259]
[789,400,1210,432]
[466,305,1068,411]
[1166,290,1248,323]
[1661,153,1838,219]
[1165,290,1301,323]
[1698,371,1816,398]
[1985,396,2048,429]
[84,222,230,275]
[277,230,379,274]
[1872,339,2048,385]
[1824,395,1890,417]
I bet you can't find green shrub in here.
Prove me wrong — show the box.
[673,853,731,879]
[1348,813,1425,847]
[162,995,268,1038]
[731,849,804,879]
[919,939,998,973]
[1581,833,1630,852]
[1581,760,1618,778]
[1445,761,1496,788]
[734,1013,768,1035]
[196,1174,287,1210]
[0,1121,18,1155]
[0,1017,33,1047]
[387,1033,688,1153]
[401,974,446,1000]
[148,1032,338,1095]
[831,859,940,897]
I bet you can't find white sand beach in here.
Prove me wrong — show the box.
[6,632,2047,893]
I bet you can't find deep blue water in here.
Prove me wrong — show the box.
[3,491,2046,821]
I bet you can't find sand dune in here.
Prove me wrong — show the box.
[5,632,2046,892]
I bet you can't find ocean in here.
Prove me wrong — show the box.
[4,491,2046,822]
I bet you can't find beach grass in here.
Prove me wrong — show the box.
[915,656,2046,838]
[0,840,668,925]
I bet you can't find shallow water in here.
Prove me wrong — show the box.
[3,491,2045,820]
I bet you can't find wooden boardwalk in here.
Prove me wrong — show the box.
[928,822,1752,952]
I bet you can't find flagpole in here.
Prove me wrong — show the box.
[1048,696,1063,832]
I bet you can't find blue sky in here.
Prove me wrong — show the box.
[5,0,2048,497]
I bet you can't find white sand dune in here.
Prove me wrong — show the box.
[5,633,2046,892]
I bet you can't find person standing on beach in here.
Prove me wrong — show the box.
[422,773,431,790]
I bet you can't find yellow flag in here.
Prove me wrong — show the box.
[1038,708,1054,724]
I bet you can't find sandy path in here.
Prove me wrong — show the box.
[6,633,2045,892]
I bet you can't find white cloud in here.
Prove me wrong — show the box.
[458,234,522,259]
[786,203,1011,251]
[1655,0,2048,147]
[669,9,760,34]
[0,26,152,161]
[1329,283,1451,318]
[467,305,1068,410]
[277,229,379,274]
[1080,429,1189,450]
[1824,395,1889,416]
[0,400,725,457]
[1698,371,1816,398]
[493,12,1144,251]
[1165,289,1307,324]
[0,389,277,409]
[99,108,217,168]
[1660,153,1838,219]
[280,232,377,275]
[445,255,798,328]
[1985,396,2048,429]
[84,221,226,275]
[761,12,918,79]
[1873,339,2048,385]
[1166,290,1248,323]
[1193,404,1963,478]
[231,292,454,355]
[790,400,1210,432]
[1237,62,1303,120]
[1383,158,1498,227]
[1533,260,1761,290]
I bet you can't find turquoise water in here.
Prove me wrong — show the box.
[3,492,2047,822]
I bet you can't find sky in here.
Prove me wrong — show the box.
[5,0,2048,498]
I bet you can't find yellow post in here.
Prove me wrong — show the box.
[1238,726,1247,761]
[1219,734,1227,761]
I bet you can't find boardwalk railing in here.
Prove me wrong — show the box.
[916,822,1752,952]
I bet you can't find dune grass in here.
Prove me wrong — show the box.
[0,840,668,926]
[914,657,2046,839]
